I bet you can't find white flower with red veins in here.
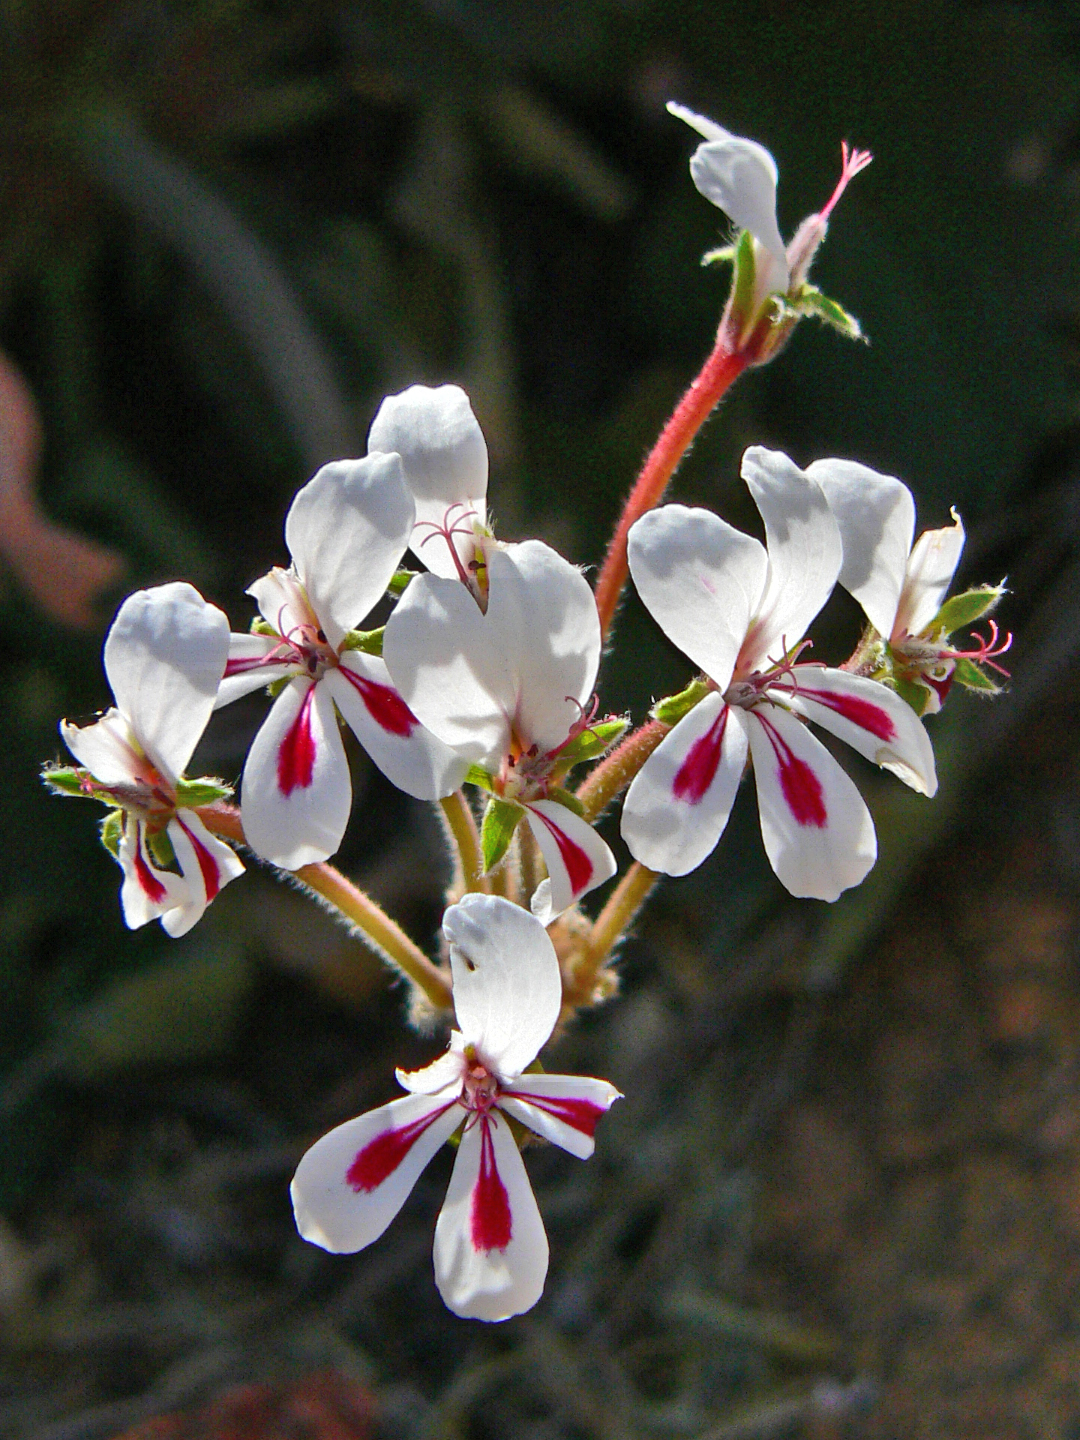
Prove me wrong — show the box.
[382,539,618,918]
[291,893,621,1321]
[58,583,243,936]
[368,384,489,594]
[620,448,938,902]
[808,458,1009,715]
[215,455,469,869]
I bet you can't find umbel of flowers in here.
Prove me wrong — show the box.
[43,106,1009,1321]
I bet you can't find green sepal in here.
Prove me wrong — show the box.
[651,677,711,726]
[465,764,495,792]
[953,657,1003,694]
[250,617,278,637]
[787,284,865,342]
[556,717,628,769]
[340,626,384,656]
[147,828,176,870]
[267,675,292,700]
[99,810,123,859]
[387,568,416,597]
[729,229,758,320]
[174,777,233,807]
[481,797,524,873]
[41,765,90,798]
[891,674,930,717]
[546,785,585,818]
[930,585,1004,637]
[701,243,736,268]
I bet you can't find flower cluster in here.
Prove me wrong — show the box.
[42,106,1010,1321]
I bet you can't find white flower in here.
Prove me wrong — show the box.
[382,539,617,918]
[215,455,469,869]
[291,893,621,1321]
[368,384,489,585]
[620,448,938,902]
[60,583,243,936]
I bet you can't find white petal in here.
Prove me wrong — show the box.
[160,810,245,938]
[687,137,788,289]
[214,632,297,709]
[433,1113,549,1322]
[247,566,313,639]
[117,820,189,931]
[291,1093,463,1254]
[524,799,617,919]
[396,1037,467,1095]
[492,543,601,756]
[745,704,876,902]
[666,100,734,145]
[896,512,966,638]
[627,506,767,689]
[444,894,561,1077]
[284,454,414,650]
[382,572,511,765]
[499,1073,622,1160]
[103,583,229,783]
[807,458,915,640]
[740,448,842,670]
[367,384,488,580]
[240,678,351,868]
[324,653,468,801]
[621,692,749,876]
[61,708,142,786]
[768,666,938,797]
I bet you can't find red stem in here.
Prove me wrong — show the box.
[593,340,748,639]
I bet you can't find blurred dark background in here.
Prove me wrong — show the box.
[3,2,1080,1436]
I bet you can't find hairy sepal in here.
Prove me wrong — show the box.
[931,585,1004,637]
[100,809,123,859]
[174,777,233,807]
[481,797,523,873]
[42,765,90,798]
[891,673,931,717]
[387,568,417,598]
[340,626,384,656]
[465,764,495,792]
[651,677,712,726]
[953,657,1003,694]
[783,284,865,342]
[556,718,628,770]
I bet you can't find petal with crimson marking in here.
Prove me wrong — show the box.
[240,677,351,869]
[499,1073,622,1160]
[215,632,296,709]
[621,691,748,876]
[291,1093,463,1255]
[745,703,876,901]
[162,810,245,938]
[117,821,189,931]
[766,666,937,796]
[433,1111,549,1322]
[524,798,617,921]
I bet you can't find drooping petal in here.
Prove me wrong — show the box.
[247,567,313,641]
[161,809,245,937]
[103,583,230,784]
[491,543,601,756]
[745,704,876,901]
[740,448,842,670]
[807,458,915,640]
[443,893,561,1079]
[895,511,966,639]
[60,707,143,787]
[620,692,749,876]
[214,632,297,709]
[433,1112,549,1322]
[240,677,351,868]
[324,652,468,800]
[767,666,938,797]
[499,1073,622,1160]
[524,799,617,921]
[397,1036,467,1095]
[627,506,767,689]
[284,454,414,650]
[291,1093,463,1255]
[382,571,512,766]
[117,819,189,931]
[367,384,488,579]
[688,138,789,293]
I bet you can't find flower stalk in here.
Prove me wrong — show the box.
[439,790,490,895]
[575,719,669,822]
[564,861,659,1013]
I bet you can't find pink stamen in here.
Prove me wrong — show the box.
[346,1101,457,1193]
[548,693,603,760]
[820,140,873,222]
[944,620,1013,677]
[470,1115,513,1253]
[414,503,479,587]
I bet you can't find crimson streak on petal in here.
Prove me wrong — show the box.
[338,666,417,737]
[510,1091,605,1138]
[346,1102,458,1193]
[134,837,168,902]
[754,712,827,828]
[777,678,896,742]
[177,820,221,902]
[672,706,728,804]
[528,807,594,897]
[277,684,318,796]
[471,1117,513,1253]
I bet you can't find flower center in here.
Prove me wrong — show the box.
[461,1054,501,1116]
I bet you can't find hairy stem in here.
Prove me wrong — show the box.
[439,790,490,894]
[564,861,659,1012]
[576,719,669,822]
[593,341,747,639]
[197,803,452,1011]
